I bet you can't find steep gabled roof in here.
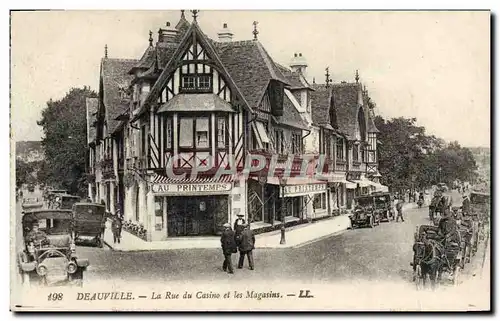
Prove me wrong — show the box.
[309,86,334,130]
[86,98,98,144]
[331,82,362,140]
[101,58,137,133]
[135,21,253,121]
[276,64,313,90]
[362,92,380,133]
[129,45,156,74]
[214,40,290,109]
[274,94,309,130]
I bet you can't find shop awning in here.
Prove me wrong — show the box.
[250,177,327,197]
[316,173,347,183]
[151,173,234,184]
[157,93,235,113]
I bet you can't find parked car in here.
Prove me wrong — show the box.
[72,203,107,248]
[349,195,381,228]
[18,209,89,287]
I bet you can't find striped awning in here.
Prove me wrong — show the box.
[151,173,235,184]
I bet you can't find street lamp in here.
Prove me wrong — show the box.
[279,178,287,245]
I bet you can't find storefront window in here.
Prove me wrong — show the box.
[154,197,164,231]
[313,193,327,211]
[179,118,193,148]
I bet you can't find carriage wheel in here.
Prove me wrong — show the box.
[414,265,424,290]
[453,266,461,286]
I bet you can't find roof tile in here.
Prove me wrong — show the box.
[101,58,138,133]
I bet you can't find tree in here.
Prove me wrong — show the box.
[375,116,478,192]
[37,87,97,195]
[16,159,34,188]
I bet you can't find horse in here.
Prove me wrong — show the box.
[417,239,444,289]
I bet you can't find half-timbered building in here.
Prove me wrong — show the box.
[89,11,386,242]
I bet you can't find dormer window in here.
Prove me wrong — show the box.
[180,73,212,92]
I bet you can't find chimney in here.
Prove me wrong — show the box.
[217,23,234,42]
[158,22,178,44]
[289,52,308,75]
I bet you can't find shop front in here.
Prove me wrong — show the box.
[150,175,234,240]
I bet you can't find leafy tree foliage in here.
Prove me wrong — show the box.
[374,116,478,192]
[15,160,35,187]
[37,87,97,196]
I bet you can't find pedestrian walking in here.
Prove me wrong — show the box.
[396,199,405,222]
[234,214,246,247]
[111,213,123,244]
[220,223,237,274]
[237,224,255,270]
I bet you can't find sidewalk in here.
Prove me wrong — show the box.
[103,215,351,252]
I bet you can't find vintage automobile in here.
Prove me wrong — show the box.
[51,194,81,210]
[372,192,394,222]
[22,197,43,211]
[27,184,35,193]
[469,191,490,252]
[349,195,381,228]
[18,209,89,287]
[73,203,107,248]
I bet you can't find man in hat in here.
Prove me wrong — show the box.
[111,212,123,244]
[396,199,405,222]
[220,223,237,274]
[234,214,246,247]
[26,222,49,247]
[238,224,255,270]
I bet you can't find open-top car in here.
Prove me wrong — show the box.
[18,209,89,287]
[72,203,107,247]
[21,197,43,211]
[349,195,381,228]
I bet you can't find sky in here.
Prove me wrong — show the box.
[10,10,490,147]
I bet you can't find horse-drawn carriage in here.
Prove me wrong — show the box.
[411,224,464,289]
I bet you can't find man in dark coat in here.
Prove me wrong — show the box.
[237,224,255,270]
[233,214,246,247]
[396,200,405,222]
[220,223,237,274]
[111,213,123,244]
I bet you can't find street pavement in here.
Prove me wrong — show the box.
[15,188,484,286]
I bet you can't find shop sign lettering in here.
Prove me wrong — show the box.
[152,183,232,195]
[281,183,327,197]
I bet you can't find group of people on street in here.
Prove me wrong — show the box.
[220,214,255,274]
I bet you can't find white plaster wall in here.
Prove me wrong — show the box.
[304,127,320,154]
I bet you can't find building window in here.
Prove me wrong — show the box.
[198,75,211,89]
[353,144,359,162]
[274,130,284,154]
[217,117,226,148]
[196,117,209,148]
[336,139,345,160]
[180,73,212,92]
[179,118,193,148]
[292,133,302,154]
[181,75,196,89]
[141,125,148,157]
[313,193,327,211]
[164,117,172,149]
